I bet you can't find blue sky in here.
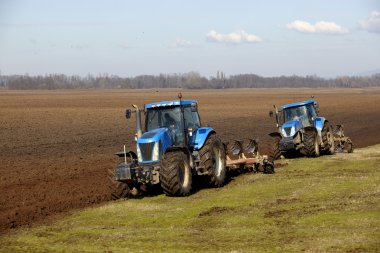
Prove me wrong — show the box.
[0,0,379,78]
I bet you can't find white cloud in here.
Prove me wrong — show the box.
[206,30,262,44]
[169,38,192,48]
[286,20,349,34]
[359,11,380,33]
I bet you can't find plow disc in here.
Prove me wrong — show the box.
[225,139,274,174]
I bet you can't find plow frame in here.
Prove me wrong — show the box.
[333,124,354,153]
[224,139,274,174]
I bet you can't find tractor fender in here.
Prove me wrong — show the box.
[193,127,215,150]
[314,117,326,143]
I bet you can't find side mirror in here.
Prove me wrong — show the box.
[125,109,132,119]
[191,102,198,112]
[269,111,274,117]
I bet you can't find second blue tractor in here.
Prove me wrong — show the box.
[268,100,335,160]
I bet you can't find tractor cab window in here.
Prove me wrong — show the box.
[306,104,317,119]
[184,106,200,130]
[145,106,184,146]
[282,105,313,127]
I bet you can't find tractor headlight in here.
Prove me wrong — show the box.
[281,126,296,137]
[152,141,160,161]
[136,144,142,163]
[290,126,295,136]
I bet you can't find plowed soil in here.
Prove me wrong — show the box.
[1,89,380,234]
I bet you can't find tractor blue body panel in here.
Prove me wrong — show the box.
[137,128,172,164]
[282,120,303,130]
[193,127,215,150]
[281,100,316,110]
[314,116,325,141]
[280,120,303,138]
[145,100,196,109]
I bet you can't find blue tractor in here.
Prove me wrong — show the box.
[268,100,335,160]
[109,93,227,198]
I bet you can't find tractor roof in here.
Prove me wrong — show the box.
[145,100,196,109]
[281,100,316,109]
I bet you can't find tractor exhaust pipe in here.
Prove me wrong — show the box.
[132,104,143,137]
[273,105,280,129]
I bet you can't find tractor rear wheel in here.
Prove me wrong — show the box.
[266,135,281,161]
[107,169,130,200]
[303,130,320,157]
[199,134,227,187]
[160,151,192,196]
[322,124,335,155]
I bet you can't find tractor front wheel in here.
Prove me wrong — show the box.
[107,169,131,200]
[199,134,227,187]
[266,135,281,161]
[303,130,320,157]
[160,151,192,196]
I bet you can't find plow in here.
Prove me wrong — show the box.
[225,139,274,174]
[333,124,354,153]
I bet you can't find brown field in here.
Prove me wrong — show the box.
[1,88,380,235]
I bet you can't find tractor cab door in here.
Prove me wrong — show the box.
[183,106,201,147]
[306,104,317,125]
[145,107,185,146]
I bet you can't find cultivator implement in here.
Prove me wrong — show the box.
[225,139,274,174]
[333,125,354,153]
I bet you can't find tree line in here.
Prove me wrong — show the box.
[1,72,379,90]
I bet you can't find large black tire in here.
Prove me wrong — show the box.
[322,124,335,155]
[160,151,192,196]
[199,134,227,187]
[303,130,320,157]
[266,135,281,161]
[107,169,130,200]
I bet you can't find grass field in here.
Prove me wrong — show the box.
[2,89,380,233]
[1,145,379,252]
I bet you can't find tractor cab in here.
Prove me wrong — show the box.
[144,100,200,147]
[281,100,318,127]
[273,100,318,138]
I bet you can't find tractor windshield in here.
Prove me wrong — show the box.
[145,106,184,145]
[282,104,317,127]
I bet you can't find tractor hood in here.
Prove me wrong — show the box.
[281,120,302,138]
[136,128,172,163]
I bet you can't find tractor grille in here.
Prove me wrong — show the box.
[139,142,155,161]
[284,127,292,136]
